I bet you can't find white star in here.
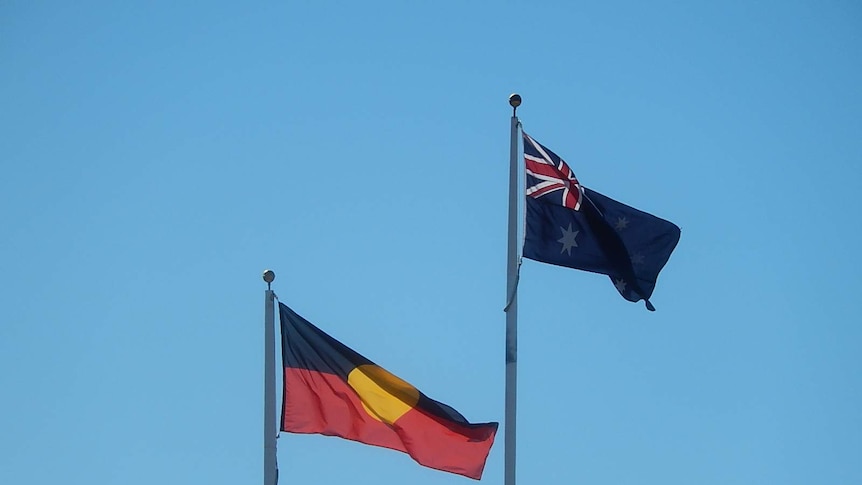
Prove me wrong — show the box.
[614,216,629,231]
[614,278,627,294]
[631,253,645,265]
[557,223,579,256]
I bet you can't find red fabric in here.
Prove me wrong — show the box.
[282,367,496,480]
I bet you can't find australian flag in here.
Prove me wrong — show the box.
[522,132,680,311]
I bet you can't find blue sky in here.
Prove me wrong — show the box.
[2,1,860,484]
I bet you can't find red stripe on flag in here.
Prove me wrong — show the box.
[393,406,496,480]
[528,184,564,198]
[525,159,565,179]
[282,367,496,479]
[283,367,406,451]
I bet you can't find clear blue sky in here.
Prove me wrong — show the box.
[2,1,861,484]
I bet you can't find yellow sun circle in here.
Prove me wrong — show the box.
[347,365,420,424]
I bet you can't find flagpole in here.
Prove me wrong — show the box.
[263,270,278,485]
[505,93,522,485]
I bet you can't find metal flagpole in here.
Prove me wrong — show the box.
[263,269,278,485]
[505,93,522,485]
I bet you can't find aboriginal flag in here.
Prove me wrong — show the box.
[279,303,498,480]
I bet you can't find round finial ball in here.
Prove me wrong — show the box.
[262,269,275,284]
[509,93,522,108]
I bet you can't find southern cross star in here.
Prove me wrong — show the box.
[557,223,579,256]
[614,216,629,231]
[631,253,645,265]
[614,278,627,294]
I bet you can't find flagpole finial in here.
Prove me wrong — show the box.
[262,269,275,290]
[508,93,522,115]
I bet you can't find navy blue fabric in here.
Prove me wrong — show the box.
[524,187,680,311]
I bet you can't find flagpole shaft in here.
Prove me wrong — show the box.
[264,285,278,485]
[505,95,521,485]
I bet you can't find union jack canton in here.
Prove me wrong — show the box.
[523,132,583,211]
